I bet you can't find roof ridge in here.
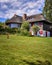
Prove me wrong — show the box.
[27,13,43,17]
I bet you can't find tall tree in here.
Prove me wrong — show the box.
[43,0,52,22]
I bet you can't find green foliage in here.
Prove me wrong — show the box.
[0,22,7,34]
[31,25,40,34]
[0,24,19,34]
[21,21,29,31]
[17,28,21,33]
[20,29,29,36]
[0,22,4,26]
[5,19,10,23]
[0,22,20,34]
[20,21,30,36]
[43,0,52,21]
[5,28,19,34]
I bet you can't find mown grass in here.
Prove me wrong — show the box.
[0,35,52,65]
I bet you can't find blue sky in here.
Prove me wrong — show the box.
[0,0,45,22]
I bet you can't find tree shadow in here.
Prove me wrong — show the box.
[23,60,36,65]
[22,60,51,65]
[44,60,51,65]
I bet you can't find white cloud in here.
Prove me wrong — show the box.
[0,12,5,18]
[27,0,45,9]
[0,0,8,2]
[0,0,45,19]
[0,0,18,2]
[27,9,42,16]
[0,9,25,18]
[27,2,37,8]
[10,1,22,9]
[1,4,8,9]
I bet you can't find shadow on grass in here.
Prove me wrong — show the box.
[23,60,51,65]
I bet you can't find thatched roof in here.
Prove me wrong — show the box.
[6,14,22,24]
[26,14,45,22]
[25,14,52,24]
[6,14,52,24]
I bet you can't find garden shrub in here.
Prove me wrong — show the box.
[31,25,40,35]
[20,21,30,36]
[20,29,29,36]
[21,21,29,31]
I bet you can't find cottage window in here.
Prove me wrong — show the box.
[11,24,20,28]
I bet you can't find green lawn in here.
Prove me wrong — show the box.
[0,35,52,65]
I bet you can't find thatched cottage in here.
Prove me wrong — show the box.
[6,14,52,36]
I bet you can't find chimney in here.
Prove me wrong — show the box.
[23,14,27,21]
[14,14,17,17]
